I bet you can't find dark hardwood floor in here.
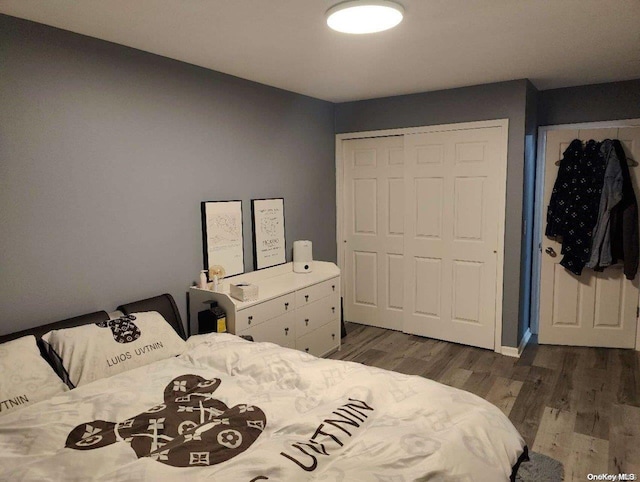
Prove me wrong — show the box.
[328,322,640,481]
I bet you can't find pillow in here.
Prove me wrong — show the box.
[0,335,69,417]
[41,311,186,388]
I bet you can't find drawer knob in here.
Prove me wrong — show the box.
[332,284,335,291]
[332,306,335,313]
[332,333,336,340]
[248,316,253,324]
[284,302,289,310]
[305,295,309,302]
[305,348,309,353]
[285,327,289,336]
[305,319,309,326]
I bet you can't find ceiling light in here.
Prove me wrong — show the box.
[326,1,404,34]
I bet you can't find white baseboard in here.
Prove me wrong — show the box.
[501,346,519,358]
[501,328,532,358]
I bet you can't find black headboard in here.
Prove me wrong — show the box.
[0,293,185,345]
[0,311,110,345]
[118,293,186,340]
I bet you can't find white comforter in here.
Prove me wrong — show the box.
[0,333,525,481]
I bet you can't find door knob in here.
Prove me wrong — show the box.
[545,247,557,257]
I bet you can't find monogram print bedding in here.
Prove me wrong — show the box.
[66,374,266,467]
[95,315,141,343]
[0,333,526,481]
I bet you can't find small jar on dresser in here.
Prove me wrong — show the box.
[188,262,341,358]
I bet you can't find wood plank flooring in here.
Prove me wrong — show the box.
[328,322,640,481]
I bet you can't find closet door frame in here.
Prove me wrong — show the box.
[532,118,640,351]
[336,119,509,353]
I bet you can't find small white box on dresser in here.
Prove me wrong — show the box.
[229,283,259,302]
[189,261,341,358]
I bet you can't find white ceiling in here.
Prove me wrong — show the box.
[1,0,639,102]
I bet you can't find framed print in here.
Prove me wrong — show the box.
[251,198,286,270]
[201,200,244,278]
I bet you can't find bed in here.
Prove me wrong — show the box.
[0,294,528,481]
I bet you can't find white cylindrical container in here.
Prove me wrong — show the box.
[293,240,313,273]
[198,270,208,289]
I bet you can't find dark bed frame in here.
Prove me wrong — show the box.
[0,293,186,391]
[0,294,529,479]
[0,293,186,346]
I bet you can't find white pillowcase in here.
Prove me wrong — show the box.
[42,311,186,387]
[0,335,69,417]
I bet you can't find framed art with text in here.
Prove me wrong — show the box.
[201,200,244,279]
[251,198,286,270]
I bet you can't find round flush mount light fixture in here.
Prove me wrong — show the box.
[326,1,404,34]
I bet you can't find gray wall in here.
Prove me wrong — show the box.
[0,15,336,335]
[335,80,529,347]
[539,79,640,126]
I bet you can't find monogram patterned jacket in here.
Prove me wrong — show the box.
[546,139,607,275]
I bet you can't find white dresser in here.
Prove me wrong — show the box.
[189,262,341,357]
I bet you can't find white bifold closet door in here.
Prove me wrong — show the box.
[343,136,405,330]
[342,126,505,349]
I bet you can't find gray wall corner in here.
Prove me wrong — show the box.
[0,14,336,334]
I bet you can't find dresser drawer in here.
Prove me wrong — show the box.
[236,293,295,332]
[238,312,295,349]
[296,294,339,338]
[295,277,339,307]
[296,320,340,357]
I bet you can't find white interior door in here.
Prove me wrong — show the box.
[539,127,640,347]
[402,127,505,349]
[342,136,405,330]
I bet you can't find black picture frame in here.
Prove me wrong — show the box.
[251,198,287,270]
[201,200,245,280]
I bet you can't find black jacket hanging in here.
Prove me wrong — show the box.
[609,140,639,280]
[559,140,607,275]
[545,139,607,276]
[546,139,582,238]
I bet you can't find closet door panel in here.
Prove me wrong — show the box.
[403,127,503,349]
[343,136,404,331]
